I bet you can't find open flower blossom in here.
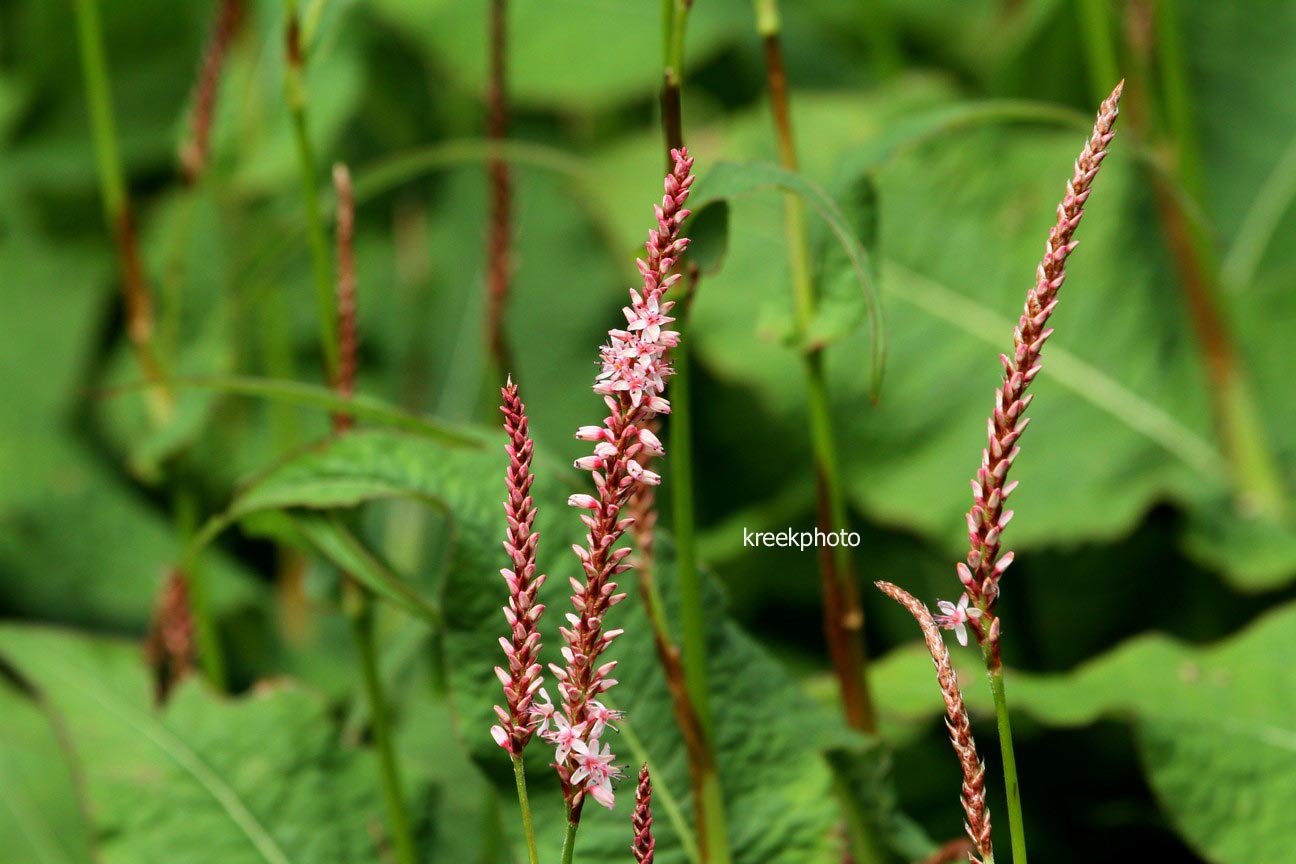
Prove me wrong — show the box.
[549,147,695,816]
[936,594,983,647]
[570,737,623,809]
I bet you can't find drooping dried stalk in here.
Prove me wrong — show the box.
[331,163,358,433]
[490,379,548,755]
[180,0,242,183]
[949,81,1124,660]
[633,764,655,864]
[145,570,195,703]
[876,582,992,863]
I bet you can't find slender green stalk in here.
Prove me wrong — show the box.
[73,0,172,422]
[982,649,1026,864]
[73,0,125,226]
[753,0,876,736]
[657,9,733,860]
[560,820,579,864]
[1092,0,1289,519]
[859,0,903,78]
[1076,0,1120,106]
[510,755,540,864]
[1152,0,1202,199]
[284,0,339,378]
[348,587,417,864]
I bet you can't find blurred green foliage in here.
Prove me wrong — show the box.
[3,0,1296,862]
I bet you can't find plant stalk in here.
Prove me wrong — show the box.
[284,0,339,379]
[510,755,540,864]
[483,0,515,386]
[347,586,417,864]
[754,0,877,735]
[982,645,1026,864]
[560,820,579,864]
[657,9,733,860]
[72,0,172,422]
[1109,0,1288,519]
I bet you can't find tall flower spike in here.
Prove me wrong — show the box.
[491,379,548,755]
[958,82,1123,640]
[633,764,655,864]
[876,582,993,864]
[552,147,695,817]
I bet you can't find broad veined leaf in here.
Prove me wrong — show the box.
[207,426,919,861]
[872,601,1296,864]
[0,625,385,863]
[0,682,95,864]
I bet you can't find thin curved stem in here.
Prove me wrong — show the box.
[982,650,1026,864]
[348,587,417,864]
[283,0,338,378]
[510,755,540,864]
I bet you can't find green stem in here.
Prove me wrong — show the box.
[560,820,579,864]
[510,755,540,864]
[983,649,1027,864]
[1076,0,1120,105]
[73,0,172,421]
[175,487,227,689]
[348,585,417,864]
[754,0,876,736]
[73,0,125,227]
[1153,0,1202,199]
[284,0,339,379]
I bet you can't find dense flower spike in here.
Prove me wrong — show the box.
[955,82,1123,647]
[490,379,548,755]
[633,764,655,864]
[877,582,993,864]
[551,147,695,816]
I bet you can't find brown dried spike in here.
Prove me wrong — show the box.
[180,0,243,184]
[145,570,196,703]
[332,163,358,433]
[633,764,655,864]
[876,582,993,863]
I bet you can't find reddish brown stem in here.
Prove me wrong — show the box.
[180,0,242,184]
[484,0,514,379]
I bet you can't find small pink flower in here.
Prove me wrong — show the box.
[570,737,623,809]
[568,494,598,509]
[527,688,556,735]
[545,713,588,764]
[586,700,624,737]
[935,594,983,647]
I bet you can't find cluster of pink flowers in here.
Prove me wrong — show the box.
[551,147,694,815]
[489,149,695,819]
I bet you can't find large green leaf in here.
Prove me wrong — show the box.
[0,625,384,863]
[872,601,1296,864]
[215,426,920,862]
[0,683,95,864]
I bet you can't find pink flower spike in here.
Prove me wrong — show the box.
[492,381,547,755]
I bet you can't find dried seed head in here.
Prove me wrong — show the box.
[876,582,993,863]
[633,763,655,864]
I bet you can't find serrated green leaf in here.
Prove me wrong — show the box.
[0,625,385,863]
